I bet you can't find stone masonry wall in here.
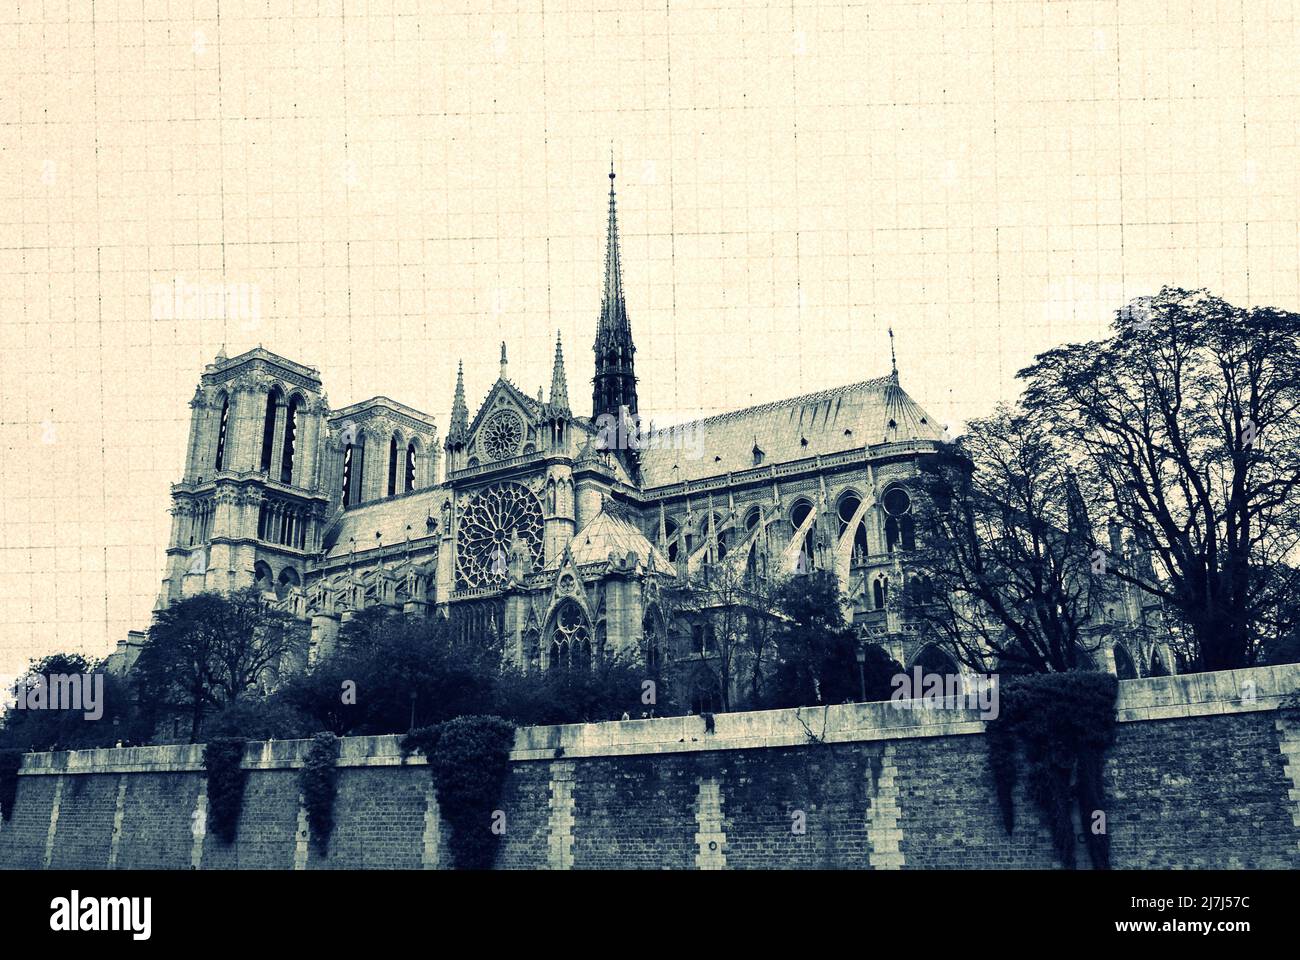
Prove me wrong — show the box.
[1,665,1297,870]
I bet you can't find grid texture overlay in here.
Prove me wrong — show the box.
[1,0,1298,671]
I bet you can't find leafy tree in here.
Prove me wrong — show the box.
[766,570,896,706]
[906,406,1110,674]
[284,609,498,736]
[0,653,133,752]
[493,650,660,726]
[203,695,308,741]
[1021,287,1300,670]
[133,589,309,742]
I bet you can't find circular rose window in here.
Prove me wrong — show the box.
[455,482,543,589]
[480,410,523,461]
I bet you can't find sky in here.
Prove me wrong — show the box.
[1,0,1298,675]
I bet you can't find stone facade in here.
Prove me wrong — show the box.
[2,666,1296,870]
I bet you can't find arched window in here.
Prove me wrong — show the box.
[1113,643,1138,680]
[907,574,935,605]
[1149,650,1169,677]
[253,561,274,593]
[279,395,300,484]
[260,387,282,474]
[873,576,888,610]
[341,444,355,507]
[838,492,870,563]
[213,394,230,471]
[341,432,367,508]
[343,432,366,506]
[276,566,301,600]
[547,599,593,671]
[911,643,960,677]
[387,434,399,497]
[883,486,915,552]
[406,442,417,492]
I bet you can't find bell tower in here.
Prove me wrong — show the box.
[159,347,332,605]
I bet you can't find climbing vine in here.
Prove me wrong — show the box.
[299,732,341,855]
[203,737,248,845]
[402,715,516,869]
[987,671,1118,869]
[0,748,22,821]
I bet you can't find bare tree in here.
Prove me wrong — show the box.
[664,558,781,712]
[1021,287,1300,670]
[908,405,1112,674]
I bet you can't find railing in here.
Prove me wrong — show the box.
[447,451,544,482]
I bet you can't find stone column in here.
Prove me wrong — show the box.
[182,395,206,481]
[233,382,268,473]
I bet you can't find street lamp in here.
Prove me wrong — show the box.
[855,644,867,703]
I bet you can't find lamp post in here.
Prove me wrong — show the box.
[855,644,867,703]
[409,691,418,731]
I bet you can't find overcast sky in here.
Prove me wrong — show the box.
[2,0,1297,675]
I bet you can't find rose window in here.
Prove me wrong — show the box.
[480,410,524,461]
[455,482,543,589]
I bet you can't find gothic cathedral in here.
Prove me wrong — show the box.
[152,168,986,706]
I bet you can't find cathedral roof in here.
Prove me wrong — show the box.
[319,488,449,562]
[636,375,946,487]
[552,502,675,575]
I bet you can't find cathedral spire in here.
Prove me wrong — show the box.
[548,330,570,414]
[593,162,639,425]
[888,326,898,381]
[601,158,625,323]
[448,360,469,443]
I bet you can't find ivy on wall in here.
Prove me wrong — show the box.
[402,715,516,869]
[203,737,248,845]
[0,749,22,821]
[987,671,1118,869]
[299,732,341,855]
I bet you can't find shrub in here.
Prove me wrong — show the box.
[203,737,249,845]
[987,671,1118,869]
[403,716,516,869]
[299,732,341,855]
[0,748,23,821]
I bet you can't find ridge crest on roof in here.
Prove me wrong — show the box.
[658,376,897,430]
